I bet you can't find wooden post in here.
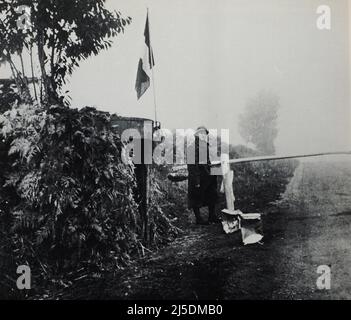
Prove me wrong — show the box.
[134,163,149,242]
[220,154,240,233]
[221,154,235,211]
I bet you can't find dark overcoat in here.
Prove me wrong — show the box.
[187,137,218,209]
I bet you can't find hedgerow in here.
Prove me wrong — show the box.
[228,145,299,212]
[0,104,178,297]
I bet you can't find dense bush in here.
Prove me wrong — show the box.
[0,104,141,272]
[144,167,182,246]
[150,166,191,230]
[227,145,299,212]
[0,104,179,297]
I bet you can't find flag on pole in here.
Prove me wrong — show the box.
[135,13,155,100]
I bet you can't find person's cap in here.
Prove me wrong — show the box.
[194,126,209,136]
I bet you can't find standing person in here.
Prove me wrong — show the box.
[187,126,219,225]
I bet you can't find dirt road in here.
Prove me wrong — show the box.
[271,160,351,299]
[71,160,351,300]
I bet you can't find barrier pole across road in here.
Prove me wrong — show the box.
[209,151,351,167]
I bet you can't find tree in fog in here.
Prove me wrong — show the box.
[239,91,280,155]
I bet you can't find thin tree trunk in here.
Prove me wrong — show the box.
[30,45,39,104]
[37,32,49,106]
[19,52,26,79]
[18,51,32,103]
[40,78,43,103]
[49,28,58,98]
[8,57,20,89]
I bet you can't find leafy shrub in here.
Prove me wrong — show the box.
[0,103,181,298]
[0,104,147,278]
[144,167,181,247]
[0,81,21,114]
[227,145,299,212]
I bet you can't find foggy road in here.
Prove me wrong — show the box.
[270,160,351,299]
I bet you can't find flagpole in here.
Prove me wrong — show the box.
[147,7,158,125]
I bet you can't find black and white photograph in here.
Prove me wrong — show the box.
[0,0,351,306]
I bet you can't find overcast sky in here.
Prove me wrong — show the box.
[1,0,350,155]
